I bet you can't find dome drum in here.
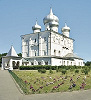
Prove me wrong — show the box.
[49,21,59,27]
[62,29,70,32]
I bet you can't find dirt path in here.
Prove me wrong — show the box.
[0,70,22,100]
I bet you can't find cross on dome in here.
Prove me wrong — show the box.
[65,22,67,27]
[50,7,53,15]
[35,18,38,25]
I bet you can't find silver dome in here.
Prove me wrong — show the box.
[32,21,41,30]
[43,8,59,25]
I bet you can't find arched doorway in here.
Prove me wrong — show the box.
[12,61,20,69]
[12,61,16,69]
[16,61,20,69]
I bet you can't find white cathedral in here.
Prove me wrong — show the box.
[2,8,84,70]
[21,8,84,67]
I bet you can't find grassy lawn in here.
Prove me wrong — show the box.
[13,69,91,94]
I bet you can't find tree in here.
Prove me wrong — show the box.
[75,69,79,74]
[18,53,22,57]
[0,53,7,67]
[85,61,91,66]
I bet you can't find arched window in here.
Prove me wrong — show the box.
[67,61,69,66]
[71,62,72,66]
[16,61,20,67]
[38,62,41,65]
[45,61,48,65]
[31,62,34,65]
[35,51,36,56]
[64,61,65,65]
[58,51,60,56]
[79,62,80,66]
[35,39,36,43]
[12,61,16,69]
[54,50,56,56]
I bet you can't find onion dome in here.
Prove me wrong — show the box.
[43,8,59,25]
[32,20,41,30]
[61,23,70,37]
[49,21,59,27]
[32,20,41,33]
[61,23,70,32]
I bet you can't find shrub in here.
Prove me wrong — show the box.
[50,66,57,70]
[70,68,74,72]
[61,69,67,74]
[81,69,89,75]
[56,67,59,72]
[19,65,51,70]
[75,69,79,74]
[84,70,88,75]
[49,69,53,74]
[58,68,62,72]
[38,69,46,73]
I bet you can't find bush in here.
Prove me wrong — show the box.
[19,65,58,70]
[38,69,46,73]
[50,66,57,70]
[49,69,53,74]
[84,70,88,75]
[81,69,89,75]
[70,68,74,72]
[56,67,59,72]
[75,69,79,74]
[61,69,67,74]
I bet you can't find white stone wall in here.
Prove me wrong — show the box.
[74,59,84,66]
[21,30,84,66]
[51,32,73,57]
[22,33,39,57]
[22,31,51,58]
[22,31,73,58]
[25,57,51,66]
[2,57,22,70]
[51,58,62,66]
[51,58,84,66]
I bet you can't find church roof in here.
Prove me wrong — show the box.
[6,46,18,57]
[22,58,29,62]
[64,53,83,60]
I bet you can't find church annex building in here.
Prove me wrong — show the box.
[2,8,84,70]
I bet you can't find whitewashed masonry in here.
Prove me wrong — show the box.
[21,8,84,66]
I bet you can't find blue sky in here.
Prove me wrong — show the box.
[0,0,91,62]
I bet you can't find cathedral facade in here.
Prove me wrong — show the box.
[21,8,84,66]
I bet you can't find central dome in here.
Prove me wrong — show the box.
[43,8,59,25]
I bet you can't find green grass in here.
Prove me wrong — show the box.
[12,69,91,94]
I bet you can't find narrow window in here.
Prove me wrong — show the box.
[54,50,56,56]
[35,51,36,56]
[45,61,48,65]
[35,39,36,42]
[31,62,34,65]
[38,62,41,65]
[58,51,60,55]
[44,37,46,41]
